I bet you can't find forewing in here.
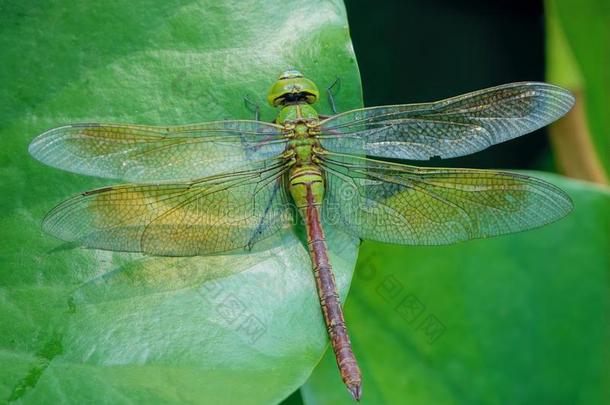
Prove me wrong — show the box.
[29,120,287,182]
[43,159,293,256]
[319,82,574,160]
[320,153,572,245]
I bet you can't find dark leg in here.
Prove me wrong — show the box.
[244,96,261,121]
[245,178,282,251]
[326,77,341,115]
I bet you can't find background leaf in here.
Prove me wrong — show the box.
[0,1,363,403]
[545,0,610,185]
[303,174,610,404]
[545,0,610,183]
[553,0,610,176]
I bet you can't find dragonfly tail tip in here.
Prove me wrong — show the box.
[347,382,362,401]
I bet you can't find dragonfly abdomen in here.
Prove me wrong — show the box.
[289,163,363,400]
[300,180,363,400]
[288,164,324,209]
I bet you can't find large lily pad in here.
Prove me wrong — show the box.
[0,1,362,403]
[303,174,610,404]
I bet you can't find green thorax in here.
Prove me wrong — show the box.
[277,103,321,166]
[276,103,319,125]
[277,103,325,209]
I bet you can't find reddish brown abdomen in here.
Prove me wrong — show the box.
[289,165,362,400]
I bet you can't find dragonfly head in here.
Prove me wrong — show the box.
[267,69,320,107]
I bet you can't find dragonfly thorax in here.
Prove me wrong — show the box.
[277,102,325,210]
[279,103,322,167]
[276,103,319,125]
[281,104,322,167]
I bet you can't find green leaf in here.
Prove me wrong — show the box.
[546,0,610,177]
[0,1,362,403]
[303,174,610,404]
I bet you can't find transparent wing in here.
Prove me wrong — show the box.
[29,120,288,182]
[43,158,293,256]
[318,82,574,160]
[319,152,572,245]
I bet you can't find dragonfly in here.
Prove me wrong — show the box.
[29,69,574,400]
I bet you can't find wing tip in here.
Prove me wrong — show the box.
[539,83,576,116]
[554,185,574,218]
[41,200,70,240]
[40,189,93,241]
[28,124,76,162]
[28,129,50,160]
[512,82,576,129]
[503,81,576,114]
[530,174,574,224]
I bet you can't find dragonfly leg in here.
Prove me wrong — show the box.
[243,96,261,121]
[326,77,341,115]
